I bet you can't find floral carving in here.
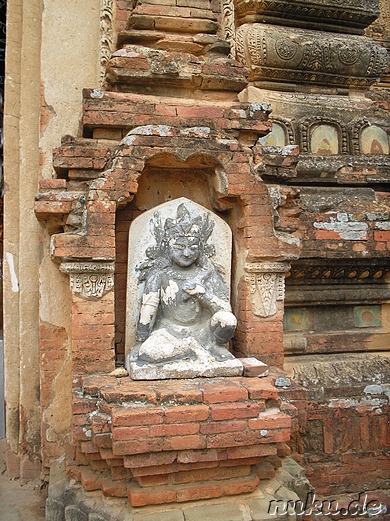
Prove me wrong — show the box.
[338,46,359,66]
[275,38,298,61]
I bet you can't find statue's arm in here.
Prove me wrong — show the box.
[185,269,231,314]
[135,271,162,342]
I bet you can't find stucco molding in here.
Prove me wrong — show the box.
[100,0,114,85]
[245,262,290,317]
[222,0,236,58]
[60,261,115,299]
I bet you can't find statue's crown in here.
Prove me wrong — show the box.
[163,203,213,241]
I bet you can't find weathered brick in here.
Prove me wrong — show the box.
[164,405,209,423]
[111,406,164,426]
[202,382,248,403]
[113,437,164,456]
[150,423,200,437]
[128,483,177,507]
[210,402,261,421]
[163,434,206,451]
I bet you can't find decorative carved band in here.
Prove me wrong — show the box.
[245,262,290,317]
[100,0,114,86]
[60,262,115,299]
[234,0,380,32]
[235,24,388,88]
[286,261,390,285]
[222,0,236,58]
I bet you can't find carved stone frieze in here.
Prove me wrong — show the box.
[286,260,390,285]
[100,0,115,85]
[60,262,115,299]
[234,0,380,33]
[245,262,290,317]
[235,24,388,88]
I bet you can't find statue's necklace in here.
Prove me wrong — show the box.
[165,267,199,281]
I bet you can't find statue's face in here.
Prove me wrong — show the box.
[168,236,200,267]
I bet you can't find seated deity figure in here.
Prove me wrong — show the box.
[127,200,243,379]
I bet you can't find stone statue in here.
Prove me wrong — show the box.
[126,199,243,379]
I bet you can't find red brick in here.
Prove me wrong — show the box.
[101,388,157,403]
[172,465,251,485]
[80,468,102,491]
[164,405,209,423]
[220,473,259,496]
[90,459,109,471]
[227,443,277,460]
[202,382,248,403]
[211,402,260,421]
[39,179,67,190]
[248,413,291,430]
[80,441,99,454]
[176,482,222,503]
[110,466,130,481]
[200,420,247,435]
[113,437,163,456]
[220,456,263,467]
[93,433,113,448]
[244,379,278,400]
[112,426,149,440]
[277,443,292,458]
[101,478,127,497]
[128,483,176,507]
[177,449,227,464]
[163,434,206,451]
[240,358,269,377]
[137,474,170,487]
[92,415,111,434]
[131,463,177,477]
[111,406,164,426]
[207,430,262,449]
[157,387,203,404]
[124,452,177,469]
[150,423,199,437]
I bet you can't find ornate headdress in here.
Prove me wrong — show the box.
[163,203,212,241]
[138,203,216,279]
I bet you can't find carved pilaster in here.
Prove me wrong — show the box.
[222,0,236,58]
[245,262,290,317]
[100,0,114,85]
[60,261,115,299]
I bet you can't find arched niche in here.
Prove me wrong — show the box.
[135,153,227,212]
[114,153,232,363]
[360,125,390,155]
[310,124,339,155]
[258,122,288,147]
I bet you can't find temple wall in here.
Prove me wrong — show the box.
[4,0,43,480]
[4,0,101,479]
[2,0,390,516]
